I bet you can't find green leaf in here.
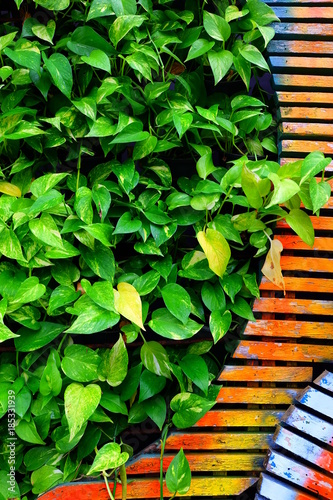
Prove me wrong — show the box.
[171,393,215,428]
[149,308,202,340]
[100,390,128,415]
[83,223,113,247]
[211,215,243,245]
[74,187,93,225]
[143,395,166,430]
[81,49,111,73]
[266,173,300,208]
[81,279,116,312]
[173,112,193,139]
[141,341,172,379]
[92,184,111,222]
[196,150,217,180]
[113,212,142,234]
[197,229,231,278]
[134,239,164,256]
[29,189,63,216]
[61,345,101,382]
[33,0,69,10]
[87,443,129,475]
[88,0,115,21]
[240,45,270,72]
[166,449,191,495]
[80,242,116,282]
[15,323,65,352]
[8,277,46,312]
[111,0,137,16]
[310,179,331,213]
[201,282,226,312]
[40,351,62,397]
[139,370,166,403]
[133,135,157,160]
[179,354,209,395]
[0,32,17,52]
[109,15,146,47]
[186,39,215,62]
[29,213,64,249]
[208,49,233,85]
[222,273,243,303]
[241,165,263,209]
[31,466,63,495]
[247,0,279,26]
[72,97,97,121]
[209,310,232,343]
[65,383,101,441]
[103,334,128,387]
[0,227,25,262]
[31,20,56,44]
[48,285,80,315]
[132,270,160,296]
[67,27,114,57]
[66,299,119,334]
[15,419,45,444]
[203,11,231,42]
[30,173,68,197]
[233,54,251,91]
[0,322,19,343]
[230,296,255,321]
[44,53,73,99]
[111,129,150,144]
[179,250,215,281]
[161,284,191,324]
[4,43,41,73]
[300,151,332,185]
[285,208,315,247]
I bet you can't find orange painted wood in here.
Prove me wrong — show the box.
[126,452,265,474]
[280,256,333,272]
[272,7,333,20]
[274,74,333,88]
[297,386,333,419]
[258,473,317,500]
[165,432,273,451]
[282,405,333,446]
[253,298,333,315]
[265,450,333,499]
[273,22,333,37]
[38,477,258,500]
[273,425,333,474]
[280,122,333,137]
[195,410,284,428]
[260,276,333,293]
[279,106,333,120]
[244,320,333,339]
[277,215,333,230]
[234,341,333,363]
[217,387,298,405]
[314,370,333,393]
[218,365,313,382]
[280,139,333,155]
[266,0,333,3]
[276,235,333,251]
[277,91,333,104]
[268,41,333,55]
[270,56,333,70]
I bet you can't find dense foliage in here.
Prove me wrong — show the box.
[0,1,332,499]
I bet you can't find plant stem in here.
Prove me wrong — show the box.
[76,148,82,192]
[57,333,68,354]
[103,472,115,500]
[119,464,127,500]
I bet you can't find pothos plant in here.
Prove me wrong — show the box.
[0,1,331,499]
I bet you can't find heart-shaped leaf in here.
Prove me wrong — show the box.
[65,383,101,441]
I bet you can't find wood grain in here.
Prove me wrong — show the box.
[164,432,273,451]
[195,410,283,428]
[253,298,333,315]
[282,405,333,445]
[218,366,313,382]
[217,387,298,405]
[244,320,333,339]
[234,341,333,363]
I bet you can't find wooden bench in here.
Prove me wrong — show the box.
[39,1,333,498]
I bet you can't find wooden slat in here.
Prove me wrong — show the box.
[260,277,333,293]
[195,410,283,428]
[253,298,333,315]
[274,74,333,89]
[282,405,333,445]
[272,7,333,20]
[276,235,333,251]
[273,425,333,474]
[273,22,333,38]
[297,386,333,419]
[218,366,313,382]
[280,139,333,155]
[164,432,273,451]
[268,40,333,55]
[245,320,333,339]
[280,256,333,272]
[267,0,333,3]
[280,122,333,137]
[279,106,333,120]
[314,370,333,393]
[217,387,298,405]
[277,215,333,230]
[276,91,333,104]
[270,56,333,71]
[126,452,265,474]
[234,341,333,363]
[265,450,333,499]
[258,473,317,500]
[38,477,259,499]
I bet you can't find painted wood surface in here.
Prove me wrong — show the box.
[273,22,333,37]
[268,40,333,55]
[314,370,333,393]
[218,365,313,382]
[260,276,333,293]
[270,56,333,70]
[277,214,333,230]
[280,256,333,273]
[234,341,333,363]
[195,409,284,428]
[277,91,333,104]
[164,432,273,451]
[282,405,333,446]
[296,386,333,419]
[276,235,333,251]
[280,122,333,137]
[271,7,333,20]
[258,473,317,500]
[217,387,299,404]
[244,320,333,339]
[253,298,333,316]
[279,106,333,120]
[273,74,333,88]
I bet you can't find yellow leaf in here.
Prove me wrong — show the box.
[261,238,285,293]
[197,228,231,278]
[0,181,21,197]
[114,282,145,330]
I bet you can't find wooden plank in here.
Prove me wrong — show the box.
[260,277,333,293]
[314,370,333,393]
[234,341,333,363]
[265,450,333,498]
[277,215,333,230]
[126,452,265,474]
[276,235,333,251]
[276,91,333,104]
[274,425,333,474]
[297,386,333,419]
[218,366,313,383]
[38,477,259,499]
[280,256,333,272]
[270,56,333,71]
[279,107,333,120]
[253,298,333,316]
[280,139,333,155]
[164,432,273,451]
[244,320,333,339]
[280,122,333,137]
[272,7,333,20]
[273,74,333,89]
[217,387,298,405]
[273,23,333,38]
[258,473,317,500]
[268,41,333,55]
[195,410,283,428]
[282,405,333,446]
[267,0,333,3]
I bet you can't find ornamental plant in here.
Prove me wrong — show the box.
[0,1,331,499]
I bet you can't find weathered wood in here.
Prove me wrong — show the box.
[265,450,333,498]
[268,40,333,55]
[282,405,333,446]
[279,106,333,121]
[260,276,333,293]
[244,320,333,339]
[273,425,333,474]
[126,452,265,474]
[280,122,333,137]
[276,235,333,251]
[164,432,273,451]
[277,91,333,104]
[234,341,333,363]
[280,256,333,272]
[270,56,333,71]
[253,298,333,316]
[195,410,283,428]
[277,214,333,230]
[219,366,313,382]
[314,370,333,393]
[266,0,333,3]
[297,386,333,419]
[274,74,333,89]
[258,473,317,500]
[217,387,298,405]
[273,22,333,37]
[280,139,333,156]
[272,7,333,20]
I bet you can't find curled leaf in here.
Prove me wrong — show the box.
[261,238,285,294]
